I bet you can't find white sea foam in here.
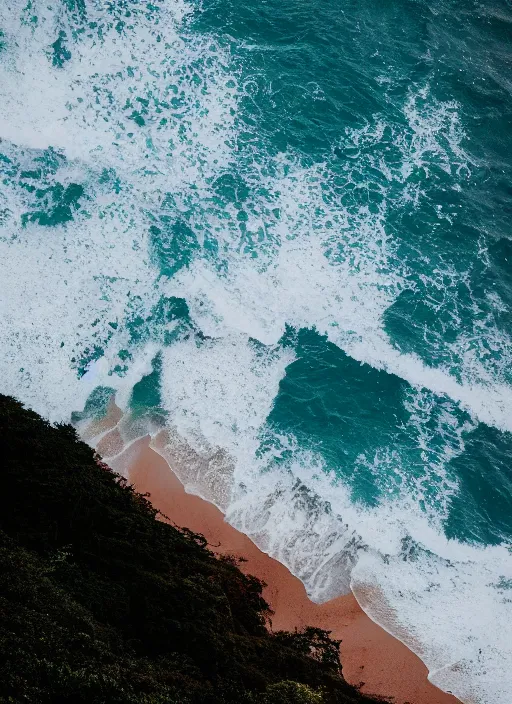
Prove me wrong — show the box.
[353,541,512,704]
[1,3,512,703]
[0,0,237,420]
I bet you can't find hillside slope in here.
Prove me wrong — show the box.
[0,394,382,704]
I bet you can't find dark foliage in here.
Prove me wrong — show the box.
[0,394,382,703]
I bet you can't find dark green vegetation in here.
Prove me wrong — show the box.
[0,395,381,704]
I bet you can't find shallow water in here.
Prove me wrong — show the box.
[1,1,512,701]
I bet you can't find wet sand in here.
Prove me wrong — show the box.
[117,437,460,704]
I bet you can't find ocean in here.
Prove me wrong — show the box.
[1,0,511,701]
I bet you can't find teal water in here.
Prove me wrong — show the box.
[1,1,512,701]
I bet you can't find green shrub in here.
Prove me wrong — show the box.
[262,681,324,703]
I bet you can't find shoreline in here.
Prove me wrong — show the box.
[110,435,460,704]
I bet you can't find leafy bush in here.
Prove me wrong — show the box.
[260,681,324,703]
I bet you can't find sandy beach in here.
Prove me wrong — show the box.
[113,436,460,704]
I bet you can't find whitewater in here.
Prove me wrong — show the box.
[1,1,512,702]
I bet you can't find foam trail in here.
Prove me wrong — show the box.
[167,246,512,432]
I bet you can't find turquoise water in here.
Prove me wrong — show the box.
[1,1,512,701]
